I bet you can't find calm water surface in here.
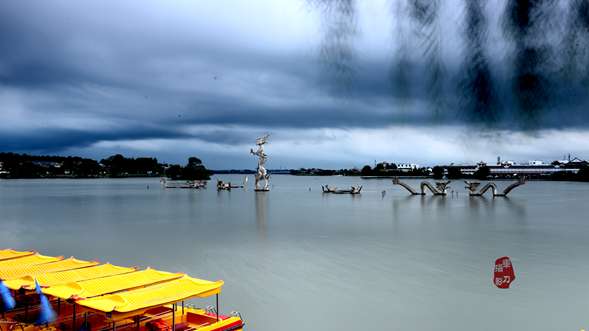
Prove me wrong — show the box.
[1,176,589,330]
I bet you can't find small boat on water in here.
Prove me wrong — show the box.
[321,185,362,195]
[161,178,207,189]
[0,249,244,331]
[216,180,243,191]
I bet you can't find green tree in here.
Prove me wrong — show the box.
[187,157,202,166]
[165,165,183,179]
[474,166,490,180]
[576,165,589,182]
[385,163,398,170]
[361,165,373,176]
[181,157,211,180]
[447,167,462,179]
[432,166,444,179]
[100,154,127,177]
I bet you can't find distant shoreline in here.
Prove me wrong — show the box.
[2,152,588,182]
[2,175,589,183]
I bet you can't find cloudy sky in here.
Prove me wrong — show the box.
[1,0,588,168]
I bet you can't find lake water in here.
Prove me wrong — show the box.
[1,175,589,330]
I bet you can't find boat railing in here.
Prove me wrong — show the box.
[205,305,216,316]
[0,321,26,331]
[96,310,171,331]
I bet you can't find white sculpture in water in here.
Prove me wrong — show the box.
[250,134,270,191]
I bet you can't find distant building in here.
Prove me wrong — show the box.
[397,163,419,172]
[32,161,62,168]
[528,160,544,166]
[0,162,8,176]
[448,158,586,178]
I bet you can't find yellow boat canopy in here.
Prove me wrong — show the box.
[0,253,63,271]
[0,249,35,261]
[78,276,223,316]
[0,249,225,319]
[43,268,184,300]
[3,263,136,290]
[0,257,97,281]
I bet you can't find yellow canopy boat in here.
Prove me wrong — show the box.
[0,257,97,281]
[0,253,62,270]
[3,263,136,290]
[0,249,35,261]
[0,249,244,331]
[43,268,184,300]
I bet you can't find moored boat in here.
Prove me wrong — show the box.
[161,179,207,189]
[216,181,243,191]
[0,249,244,331]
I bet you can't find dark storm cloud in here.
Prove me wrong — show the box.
[1,0,589,162]
[0,126,190,153]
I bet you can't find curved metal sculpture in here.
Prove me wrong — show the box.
[322,185,362,194]
[464,177,526,197]
[392,177,419,194]
[250,134,270,191]
[421,181,451,195]
[464,181,496,196]
[392,177,450,196]
[321,185,336,193]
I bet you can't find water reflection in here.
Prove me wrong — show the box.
[392,195,415,220]
[419,195,438,208]
[216,189,231,202]
[255,191,268,239]
[501,196,527,219]
[467,195,491,219]
[434,195,448,209]
[0,176,582,331]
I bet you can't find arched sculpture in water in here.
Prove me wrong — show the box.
[392,177,451,196]
[250,134,270,191]
[321,185,362,194]
[464,177,526,197]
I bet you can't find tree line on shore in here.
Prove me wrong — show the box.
[292,162,429,177]
[292,161,589,182]
[0,153,211,180]
[3,153,589,182]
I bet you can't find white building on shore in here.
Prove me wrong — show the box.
[397,163,420,172]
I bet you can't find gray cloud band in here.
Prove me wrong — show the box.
[0,0,588,157]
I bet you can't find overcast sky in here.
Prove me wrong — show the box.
[1,0,588,168]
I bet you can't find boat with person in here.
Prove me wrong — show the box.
[0,249,244,331]
[216,181,243,191]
